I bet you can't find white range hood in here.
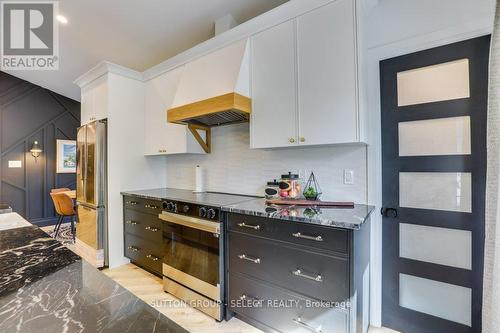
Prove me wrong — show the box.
[167,39,251,128]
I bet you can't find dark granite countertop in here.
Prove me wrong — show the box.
[222,198,375,230]
[0,226,187,333]
[121,188,259,207]
[122,188,374,230]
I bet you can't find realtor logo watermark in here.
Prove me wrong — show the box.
[1,1,59,70]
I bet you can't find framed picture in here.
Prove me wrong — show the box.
[56,139,76,173]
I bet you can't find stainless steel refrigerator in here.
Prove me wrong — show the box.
[76,119,108,267]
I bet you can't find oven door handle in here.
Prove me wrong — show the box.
[159,212,220,234]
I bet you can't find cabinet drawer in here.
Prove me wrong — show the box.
[124,209,162,242]
[229,272,348,333]
[228,213,350,254]
[123,196,163,215]
[124,233,163,275]
[229,232,349,302]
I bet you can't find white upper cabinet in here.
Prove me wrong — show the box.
[250,20,297,148]
[250,0,362,148]
[80,74,108,125]
[297,0,358,145]
[144,67,205,156]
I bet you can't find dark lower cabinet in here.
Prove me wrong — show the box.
[226,213,371,333]
[229,271,349,333]
[123,195,164,276]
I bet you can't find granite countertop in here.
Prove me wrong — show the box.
[0,225,188,333]
[222,198,375,230]
[121,188,259,207]
[122,188,374,230]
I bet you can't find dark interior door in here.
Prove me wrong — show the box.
[381,35,490,333]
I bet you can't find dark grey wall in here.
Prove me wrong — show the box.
[0,71,80,226]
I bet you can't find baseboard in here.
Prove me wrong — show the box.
[29,216,59,227]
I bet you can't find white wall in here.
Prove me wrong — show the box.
[165,123,367,203]
[360,0,495,327]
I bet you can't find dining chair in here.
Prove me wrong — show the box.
[50,192,76,241]
[51,187,71,194]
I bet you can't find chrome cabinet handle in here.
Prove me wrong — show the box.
[126,201,139,205]
[293,317,323,333]
[292,232,323,242]
[146,254,159,261]
[125,220,139,225]
[127,246,139,252]
[238,254,261,264]
[292,269,323,282]
[237,222,260,230]
[145,226,159,232]
[145,204,159,209]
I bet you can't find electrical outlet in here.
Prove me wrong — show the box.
[344,170,354,185]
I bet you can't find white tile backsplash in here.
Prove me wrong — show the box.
[165,123,367,203]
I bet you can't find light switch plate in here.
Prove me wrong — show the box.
[8,160,22,168]
[344,169,354,185]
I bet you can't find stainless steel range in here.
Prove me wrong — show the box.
[158,192,255,321]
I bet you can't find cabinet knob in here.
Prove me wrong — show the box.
[289,138,296,143]
[300,137,305,143]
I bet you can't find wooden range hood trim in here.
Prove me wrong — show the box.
[167,92,251,124]
[188,124,211,154]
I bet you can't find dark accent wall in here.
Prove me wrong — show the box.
[0,71,80,226]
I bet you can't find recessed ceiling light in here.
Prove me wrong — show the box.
[56,15,68,24]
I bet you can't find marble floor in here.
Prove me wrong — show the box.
[103,263,400,333]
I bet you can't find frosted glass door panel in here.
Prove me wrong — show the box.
[399,172,472,212]
[397,59,470,107]
[399,116,471,156]
[400,223,472,269]
[399,274,471,326]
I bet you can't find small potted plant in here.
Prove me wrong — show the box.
[303,172,322,201]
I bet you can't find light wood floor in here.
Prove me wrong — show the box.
[103,263,400,333]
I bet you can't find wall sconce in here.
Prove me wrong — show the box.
[30,141,42,162]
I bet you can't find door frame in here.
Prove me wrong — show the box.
[380,36,489,333]
[364,22,493,327]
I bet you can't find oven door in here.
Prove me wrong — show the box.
[159,212,220,301]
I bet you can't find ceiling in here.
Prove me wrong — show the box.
[4,0,287,101]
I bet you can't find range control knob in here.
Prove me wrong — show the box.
[207,208,216,219]
[182,204,190,213]
[166,202,175,212]
[199,207,207,218]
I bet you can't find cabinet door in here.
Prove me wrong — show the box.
[92,75,108,121]
[250,20,297,148]
[297,0,358,145]
[80,86,93,125]
[144,67,188,155]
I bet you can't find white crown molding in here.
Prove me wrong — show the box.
[74,61,143,87]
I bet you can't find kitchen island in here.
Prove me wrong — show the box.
[0,217,187,333]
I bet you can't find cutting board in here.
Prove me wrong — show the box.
[266,199,355,208]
